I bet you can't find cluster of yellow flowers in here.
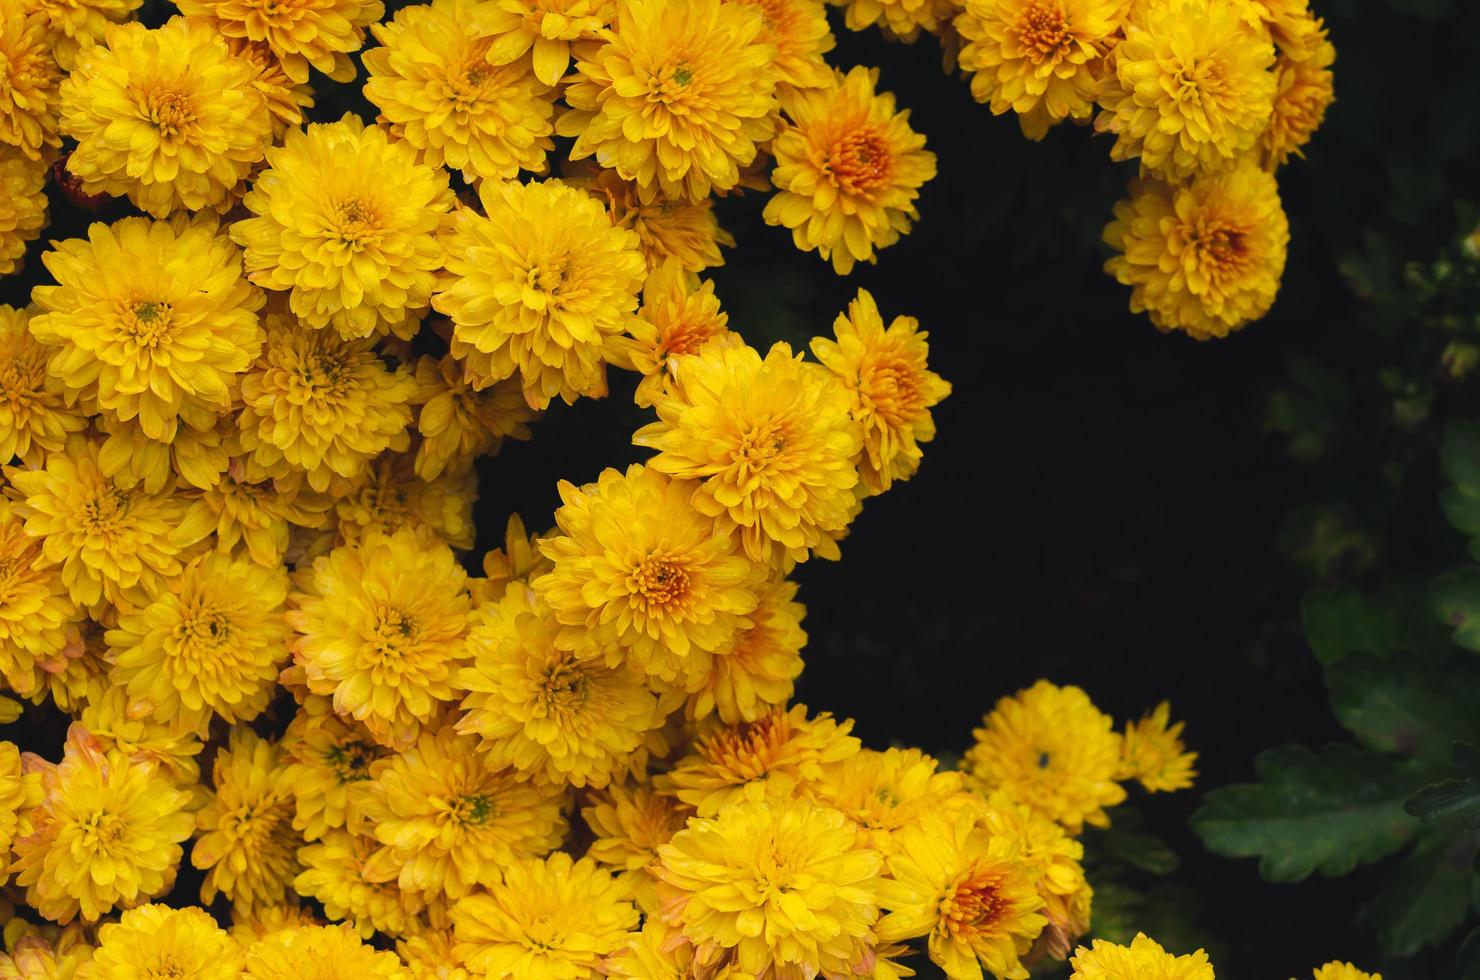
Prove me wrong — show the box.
[835,0,1334,339]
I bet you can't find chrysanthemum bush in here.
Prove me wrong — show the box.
[0,0,1359,977]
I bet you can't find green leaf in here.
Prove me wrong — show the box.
[1431,568,1480,652]
[1441,421,1480,545]
[1457,926,1480,980]
[1370,830,1478,957]
[1101,829,1181,876]
[1406,743,1480,828]
[1303,589,1402,666]
[1327,653,1480,763]
[1192,743,1422,883]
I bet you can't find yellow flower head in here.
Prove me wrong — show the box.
[236,311,417,495]
[582,167,734,274]
[765,67,936,276]
[228,899,323,945]
[13,728,195,923]
[609,260,732,408]
[172,460,334,569]
[812,288,951,495]
[0,9,59,163]
[661,703,861,815]
[289,529,471,750]
[234,115,453,340]
[1254,0,1326,61]
[434,178,646,409]
[23,619,108,714]
[1070,933,1214,980]
[78,904,245,980]
[457,582,669,788]
[21,0,142,70]
[581,779,693,914]
[330,452,477,551]
[975,790,1092,949]
[93,409,236,494]
[413,354,536,482]
[31,214,264,444]
[6,437,189,611]
[364,0,555,184]
[655,797,881,977]
[1103,161,1288,339]
[355,723,567,901]
[106,552,289,734]
[0,928,95,980]
[832,0,957,41]
[814,747,966,856]
[175,0,384,84]
[59,18,273,217]
[192,728,301,913]
[879,810,1047,980]
[479,0,612,85]
[604,918,705,980]
[1095,0,1275,181]
[732,0,836,91]
[473,512,554,605]
[1307,964,1380,980]
[562,0,779,203]
[76,686,206,784]
[0,307,84,469]
[243,924,411,980]
[294,829,424,939]
[535,463,763,686]
[0,741,43,881]
[964,680,1126,831]
[0,153,47,278]
[451,852,637,978]
[0,502,78,698]
[955,0,1128,140]
[1263,40,1334,170]
[687,573,806,724]
[281,703,388,841]
[397,930,476,980]
[1117,701,1198,793]
[634,341,864,565]
[225,37,316,137]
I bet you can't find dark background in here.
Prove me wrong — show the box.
[8,0,1480,974]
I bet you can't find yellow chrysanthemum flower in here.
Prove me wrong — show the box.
[1116,701,1198,792]
[355,723,567,901]
[814,747,966,856]
[363,0,555,184]
[661,703,861,815]
[1095,0,1275,181]
[687,574,806,724]
[812,289,951,495]
[0,308,82,467]
[1306,963,1381,980]
[397,930,475,980]
[280,703,387,841]
[175,0,384,84]
[582,167,734,274]
[0,503,78,698]
[1254,0,1326,61]
[30,214,264,444]
[6,437,189,611]
[21,0,142,70]
[0,153,47,278]
[1069,933,1214,980]
[92,410,236,495]
[77,904,245,980]
[77,686,205,784]
[474,512,553,605]
[233,115,453,340]
[733,0,835,91]
[561,0,779,203]
[608,260,732,408]
[294,829,423,939]
[192,729,301,913]
[1263,40,1335,170]
[172,460,333,569]
[328,453,477,551]
[634,341,864,565]
[0,929,95,980]
[831,0,957,41]
[289,530,471,749]
[535,463,763,686]
[243,924,411,980]
[59,18,273,217]
[1103,162,1289,340]
[413,354,537,481]
[581,779,693,914]
[655,797,881,977]
[433,178,645,409]
[974,790,1092,952]
[451,852,636,978]
[964,680,1126,831]
[13,729,195,924]
[480,0,613,86]
[0,9,59,163]
[229,900,323,945]
[236,311,417,495]
[105,552,289,734]
[955,0,1128,140]
[605,919,705,980]
[0,741,43,881]
[765,67,936,275]
[24,620,108,714]
[879,810,1047,980]
[226,37,316,137]
[456,582,669,788]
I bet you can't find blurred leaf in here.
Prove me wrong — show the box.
[1100,828,1181,876]
[1370,830,1477,957]
[1406,743,1480,828]
[1431,567,1480,651]
[1441,421,1480,547]
[1192,743,1422,883]
[1326,653,1480,763]
[1303,589,1401,666]
[1458,926,1480,980]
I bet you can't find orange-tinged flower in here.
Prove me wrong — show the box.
[581,779,693,915]
[1262,40,1334,170]
[608,260,733,408]
[581,167,734,274]
[732,0,835,92]
[175,0,384,84]
[412,354,537,481]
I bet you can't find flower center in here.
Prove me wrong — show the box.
[121,299,175,347]
[1016,1,1070,60]
[1169,56,1231,107]
[81,810,128,848]
[699,709,792,779]
[144,960,188,980]
[145,86,196,140]
[732,417,791,472]
[447,51,495,108]
[293,350,349,398]
[826,129,894,196]
[651,59,697,103]
[367,606,419,657]
[330,197,383,247]
[79,485,132,535]
[630,556,691,611]
[538,657,590,713]
[453,793,495,825]
[327,740,383,784]
[0,346,46,405]
[941,869,1006,936]
[861,356,924,426]
[1189,219,1251,282]
[175,601,233,654]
